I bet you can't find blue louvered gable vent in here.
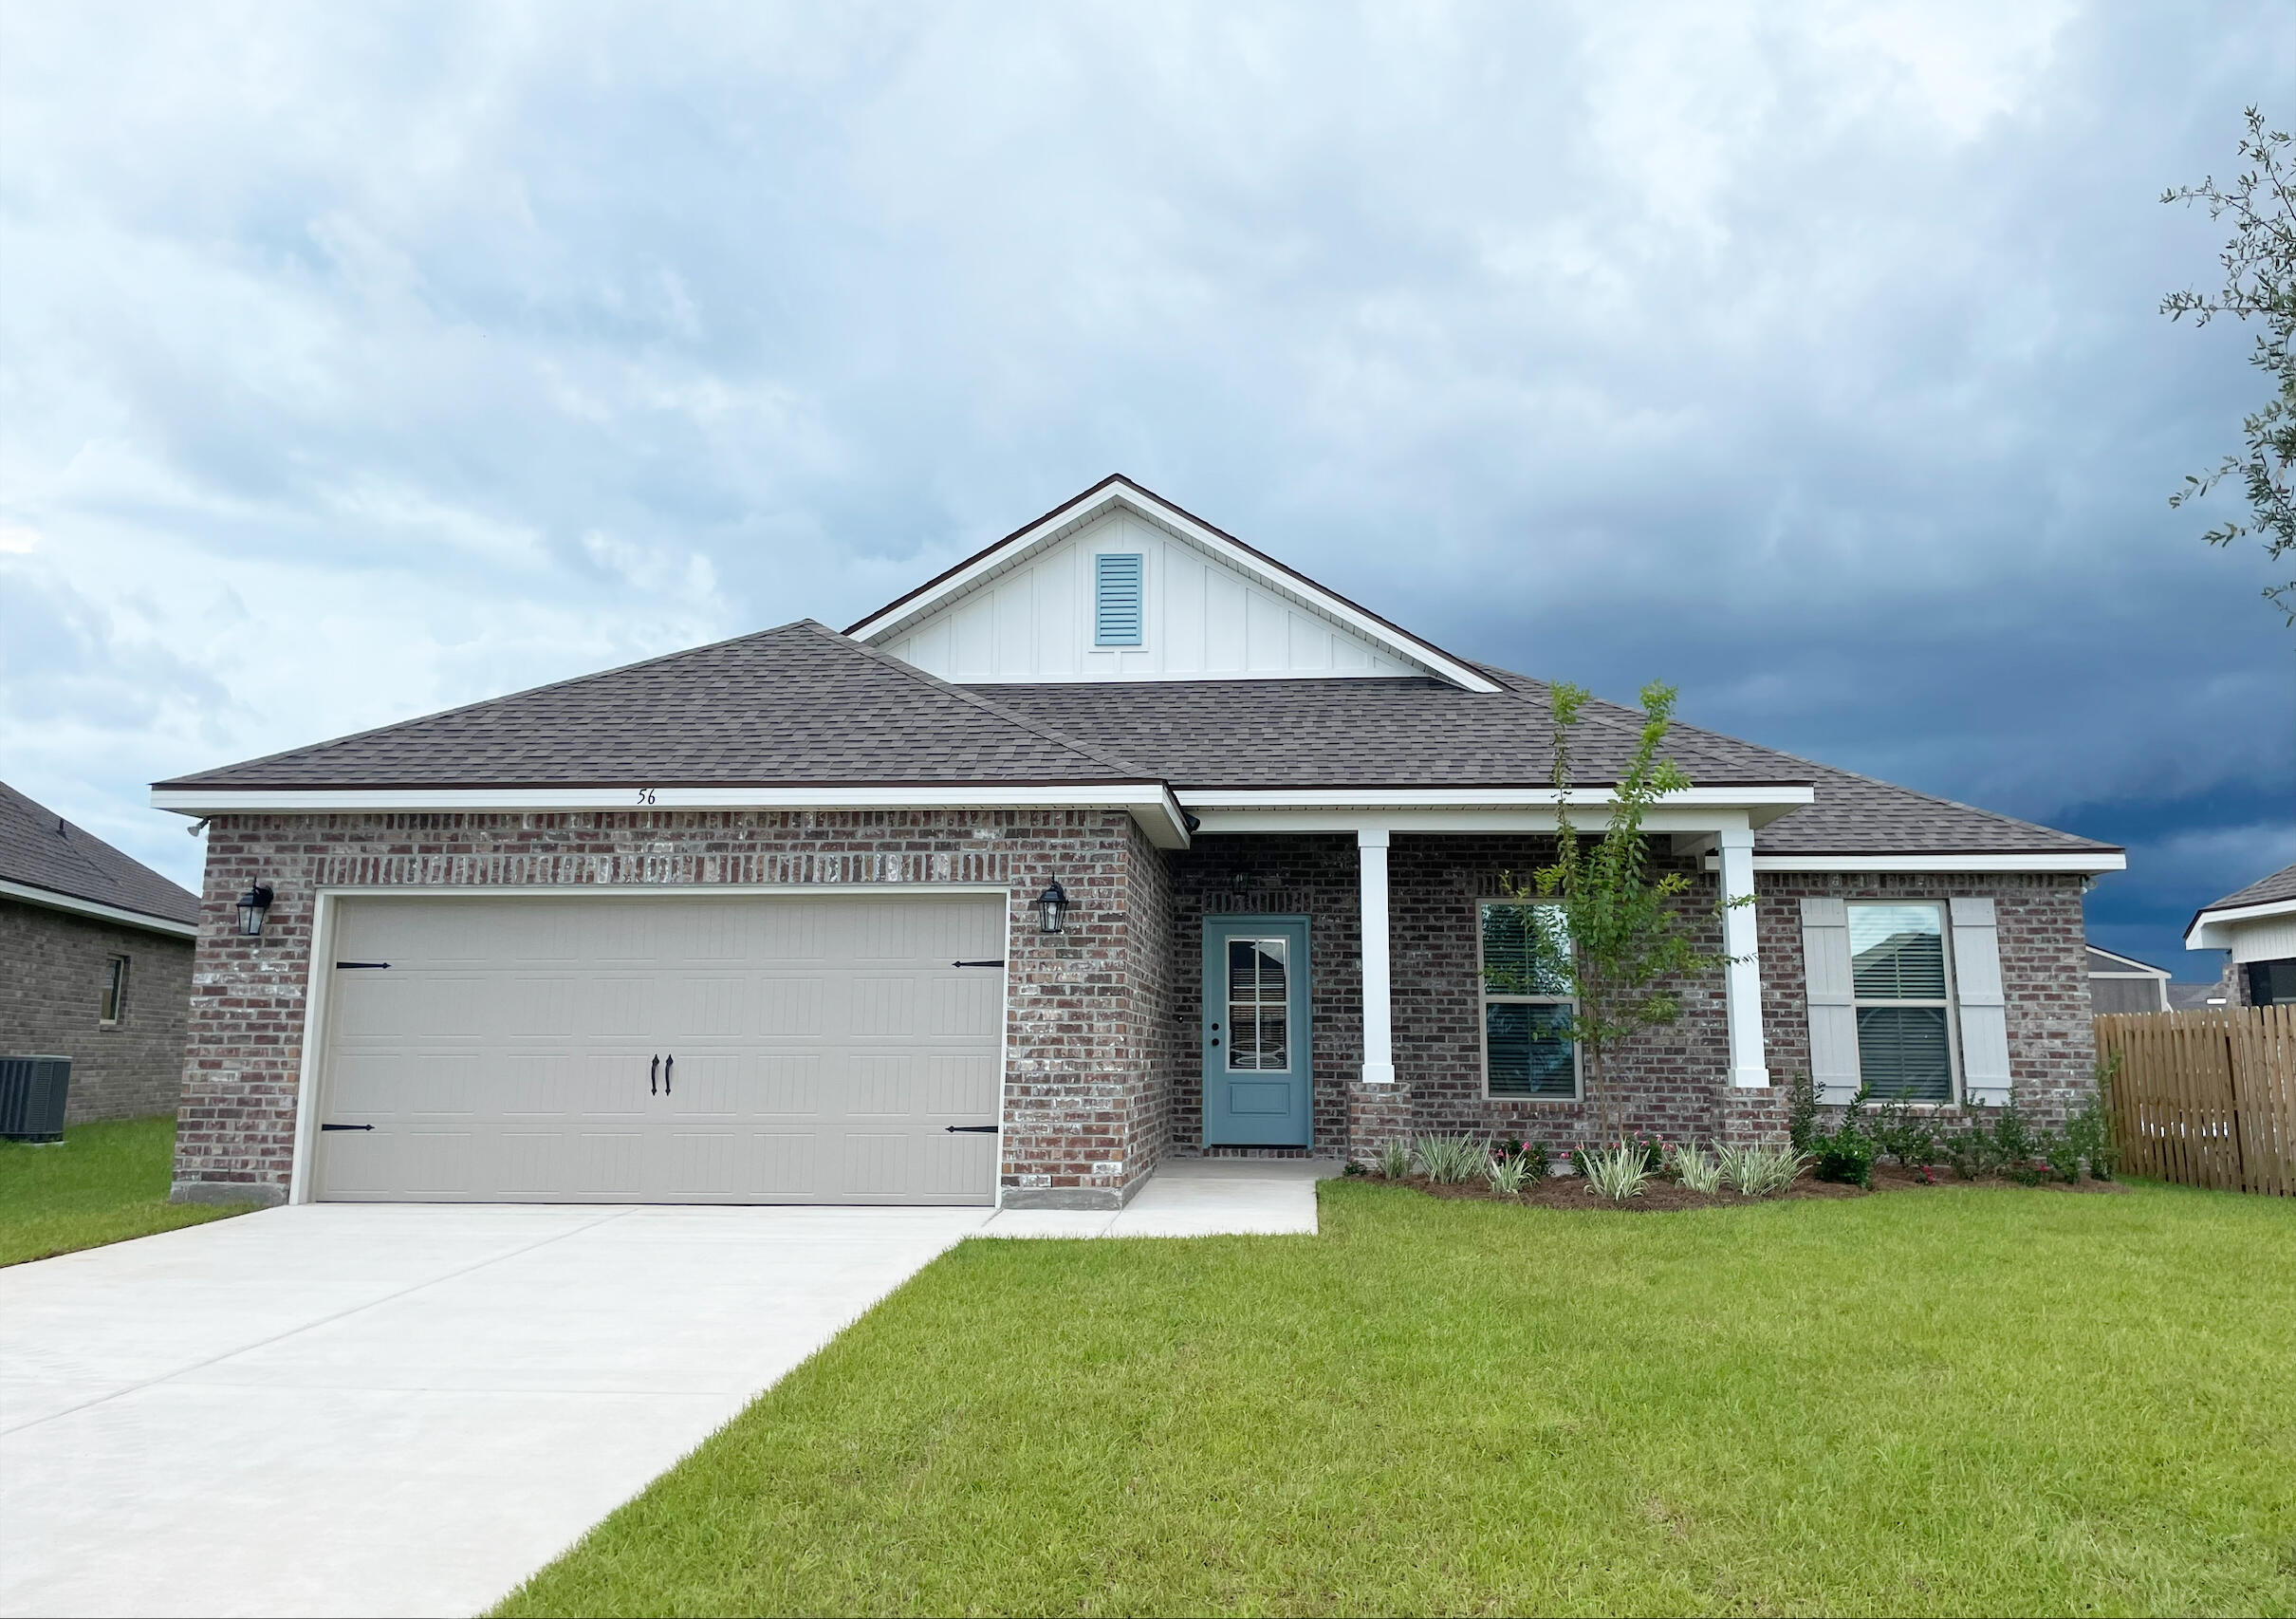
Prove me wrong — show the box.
[1094,553,1144,646]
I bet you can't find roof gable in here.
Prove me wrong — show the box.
[847,475,1503,693]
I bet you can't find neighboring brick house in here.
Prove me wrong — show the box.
[1,780,200,1122]
[2186,862,2296,1009]
[151,476,2125,1208]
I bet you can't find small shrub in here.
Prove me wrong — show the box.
[1342,1159,1366,1177]
[1991,1104,2043,1183]
[1721,1142,1805,1197]
[2041,1129,2082,1184]
[1628,1133,1668,1175]
[1943,1108,2000,1180]
[1415,1133,1489,1185]
[1582,1143,1652,1200]
[1513,1140,1553,1182]
[1785,1069,1819,1153]
[1873,1100,1938,1170]
[1376,1139,1413,1181]
[2065,1059,2120,1181]
[1565,1145,1590,1179]
[1485,1154,1534,1196]
[1806,1086,1879,1187]
[1670,1141,1723,1194]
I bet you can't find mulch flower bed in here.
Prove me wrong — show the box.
[1363,1163,2131,1212]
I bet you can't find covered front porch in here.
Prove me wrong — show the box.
[1154,791,1805,1168]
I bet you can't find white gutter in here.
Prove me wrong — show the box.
[0,877,198,939]
[1698,852,2127,876]
[2185,894,2296,951]
[151,783,1195,850]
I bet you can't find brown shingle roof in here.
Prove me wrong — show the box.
[2197,861,2296,915]
[0,781,199,928]
[157,622,1155,791]
[155,625,2119,861]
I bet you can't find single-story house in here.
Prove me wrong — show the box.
[153,477,2125,1209]
[2,780,200,1122]
[2186,862,2296,1008]
[2085,943,2173,1014]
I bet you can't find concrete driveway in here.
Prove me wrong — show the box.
[0,1203,992,1618]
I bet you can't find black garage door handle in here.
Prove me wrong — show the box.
[663,1053,673,1095]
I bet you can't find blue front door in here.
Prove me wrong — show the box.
[1202,916,1312,1146]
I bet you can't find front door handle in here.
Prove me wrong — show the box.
[650,1054,659,1095]
[663,1053,674,1095]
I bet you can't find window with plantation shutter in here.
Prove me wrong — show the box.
[1094,553,1143,646]
[1846,903,1956,1102]
[1478,901,1578,1099]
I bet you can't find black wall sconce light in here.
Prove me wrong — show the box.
[1034,878,1069,936]
[235,883,274,939]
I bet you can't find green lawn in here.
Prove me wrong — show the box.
[0,1114,258,1266]
[501,1179,2296,1618]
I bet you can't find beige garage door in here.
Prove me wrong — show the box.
[312,893,1006,1204]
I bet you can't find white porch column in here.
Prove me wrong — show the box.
[1358,828,1396,1085]
[1718,821,1769,1088]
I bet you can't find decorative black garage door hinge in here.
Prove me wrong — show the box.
[335,961,391,969]
[321,1124,376,1132]
[944,1125,998,1134]
[952,959,1005,968]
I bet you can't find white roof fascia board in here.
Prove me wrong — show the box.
[0,876,197,939]
[1698,852,2128,876]
[2086,945,2171,977]
[1192,805,1768,836]
[152,784,1194,850]
[2185,894,2296,951]
[849,483,1505,695]
[1181,785,1813,810]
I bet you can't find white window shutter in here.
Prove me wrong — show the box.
[1800,897,1861,1104]
[1949,896,2012,1107]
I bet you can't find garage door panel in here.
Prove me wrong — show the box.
[754,977,826,1038]
[666,1053,741,1117]
[849,977,917,1037]
[317,895,1003,1204]
[742,1054,824,1116]
[749,1131,820,1196]
[928,1054,998,1117]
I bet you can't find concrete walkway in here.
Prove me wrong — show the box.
[0,1159,1337,1618]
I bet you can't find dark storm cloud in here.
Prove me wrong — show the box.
[1,0,2287,970]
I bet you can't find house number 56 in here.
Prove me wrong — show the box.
[636,788,657,805]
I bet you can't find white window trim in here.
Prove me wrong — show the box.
[100,954,129,1026]
[1476,899,1582,1103]
[1845,900,1963,1106]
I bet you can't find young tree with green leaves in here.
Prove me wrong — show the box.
[2162,106,2296,625]
[1506,679,1737,1144]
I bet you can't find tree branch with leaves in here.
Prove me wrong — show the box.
[2162,106,2296,624]
[1507,679,1738,1144]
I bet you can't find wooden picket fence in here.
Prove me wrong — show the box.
[2094,1006,2296,1196]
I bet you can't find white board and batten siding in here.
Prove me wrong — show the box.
[878,511,1423,683]
[1798,895,2012,1108]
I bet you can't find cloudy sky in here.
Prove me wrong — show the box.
[2,1,2290,974]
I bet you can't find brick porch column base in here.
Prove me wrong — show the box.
[1716,1087,1793,1148]
[1346,1080,1413,1164]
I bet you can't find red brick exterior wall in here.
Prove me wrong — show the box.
[1754,871,2098,1129]
[1159,841,2096,1162]
[0,899,193,1123]
[172,808,2100,1205]
[176,809,1168,1208]
[1165,833,1362,1154]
